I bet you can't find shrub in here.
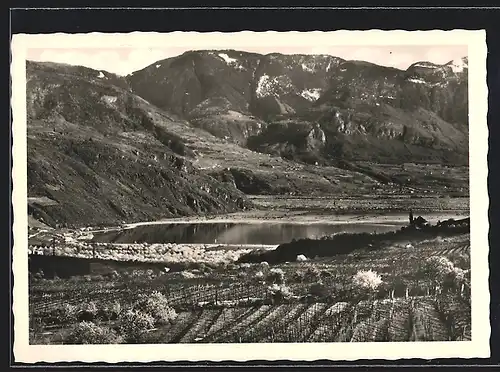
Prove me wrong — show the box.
[292,270,306,282]
[423,256,469,287]
[84,301,99,315]
[97,300,122,321]
[76,301,99,322]
[267,284,294,301]
[304,266,321,282]
[238,263,252,270]
[296,254,308,262]
[198,262,214,273]
[255,270,265,279]
[320,269,333,279]
[266,268,285,284]
[111,300,121,316]
[105,270,121,279]
[129,270,146,279]
[117,309,155,343]
[352,270,383,290]
[133,291,177,325]
[34,270,44,280]
[424,256,455,276]
[450,253,470,271]
[144,269,157,279]
[53,303,78,323]
[66,321,122,344]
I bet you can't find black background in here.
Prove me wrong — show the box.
[7,5,500,371]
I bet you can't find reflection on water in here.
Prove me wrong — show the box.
[92,222,405,245]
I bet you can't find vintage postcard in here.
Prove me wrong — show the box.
[11,30,489,363]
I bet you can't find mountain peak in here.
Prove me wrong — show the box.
[446,56,468,73]
[407,56,468,73]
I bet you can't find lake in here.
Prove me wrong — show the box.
[91,221,407,245]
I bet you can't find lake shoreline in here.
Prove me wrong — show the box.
[116,210,467,232]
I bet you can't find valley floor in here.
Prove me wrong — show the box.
[28,194,469,233]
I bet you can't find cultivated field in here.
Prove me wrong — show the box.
[29,231,471,344]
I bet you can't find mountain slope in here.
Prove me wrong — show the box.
[126,52,469,165]
[249,53,344,119]
[26,61,251,228]
[127,50,265,145]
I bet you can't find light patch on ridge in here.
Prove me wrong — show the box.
[101,95,117,105]
[413,62,438,68]
[448,58,468,73]
[301,63,316,73]
[218,53,245,70]
[255,74,294,98]
[408,78,426,84]
[218,53,238,64]
[256,75,271,98]
[97,71,105,78]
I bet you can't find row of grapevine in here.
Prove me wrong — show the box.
[31,295,471,343]
[202,307,256,342]
[213,305,274,343]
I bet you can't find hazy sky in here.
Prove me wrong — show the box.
[27,45,468,76]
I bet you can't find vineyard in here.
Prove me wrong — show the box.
[29,233,471,344]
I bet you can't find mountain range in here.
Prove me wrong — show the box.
[25,50,469,227]
[128,50,468,164]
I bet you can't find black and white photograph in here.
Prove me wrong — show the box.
[11,30,489,362]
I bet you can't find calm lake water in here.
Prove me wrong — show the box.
[91,221,406,245]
